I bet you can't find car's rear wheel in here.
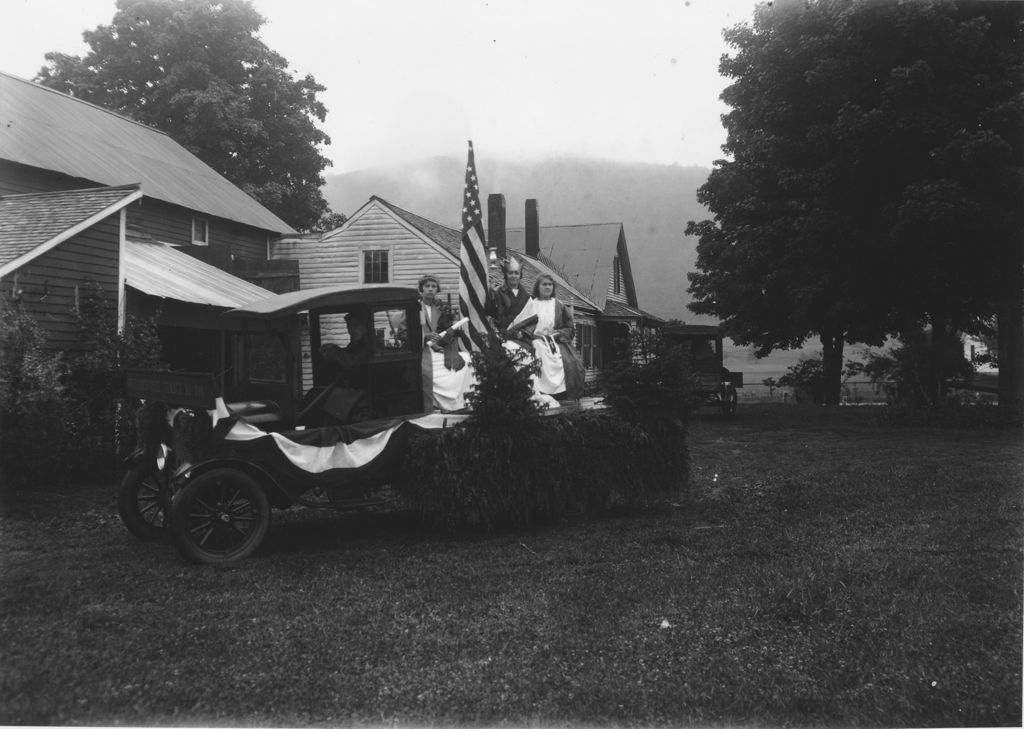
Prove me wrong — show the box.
[170,468,270,564]
[722,387,739,417]
[117,461,168,541]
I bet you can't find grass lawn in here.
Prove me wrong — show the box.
[1,404,1021,727]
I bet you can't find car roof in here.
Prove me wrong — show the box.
[223,284,421,318]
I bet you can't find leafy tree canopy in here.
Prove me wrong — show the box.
[686,0,1023,404]
[37,0,336,231]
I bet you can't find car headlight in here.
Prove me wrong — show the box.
[156,443,171,472]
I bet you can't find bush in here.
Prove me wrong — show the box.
[856,332,973,407]
[779,358,826,404]
[0,285,164,489]
[394,334,689,531]
[62,286,164,476]
[601,337,693,434]
[876,395,1023,428]
[0,304,72,488]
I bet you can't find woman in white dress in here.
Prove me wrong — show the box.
[507,274,585,401]
[417,275,477,412]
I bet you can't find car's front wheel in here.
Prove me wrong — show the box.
[170,468,270,564]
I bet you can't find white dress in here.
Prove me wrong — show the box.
[430,349,476,411]
[507,298,565,408]
[528,298,566,395]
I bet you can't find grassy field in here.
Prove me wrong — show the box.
[1,404,1021,727]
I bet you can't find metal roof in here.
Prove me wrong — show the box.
[0,71,296,235]
[506,223,630,309]
[0,185,141,275]
[125,240,273,308]
[224,284,421,318]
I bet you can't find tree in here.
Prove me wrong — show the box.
[316,211,349,233]
[686,0,1023,408]
[36,0,335,231]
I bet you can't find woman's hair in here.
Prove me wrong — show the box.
[532,274,557,299]
[418,274,440,292]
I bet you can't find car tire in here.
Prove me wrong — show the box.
[117,461,168,541]
[170,468,270,564]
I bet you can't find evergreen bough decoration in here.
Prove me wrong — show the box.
[464,334,542,429]
[395,335,690,531]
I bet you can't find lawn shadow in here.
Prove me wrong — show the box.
[261,506,429,556]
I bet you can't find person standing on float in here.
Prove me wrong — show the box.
[485,257,530,331]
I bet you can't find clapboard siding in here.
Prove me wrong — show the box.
[0,160,93,196]
[605,260,629,305]
[273,203,461,391]
[3,162,271,267]
[273,203,460,295]
[130,199,268,262]
[0,213,120,352]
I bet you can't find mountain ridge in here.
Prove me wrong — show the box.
[321,155,824,376]
[323,155,712,322]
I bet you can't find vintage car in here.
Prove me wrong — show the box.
[661,323,743,416]
[118,284,470,564]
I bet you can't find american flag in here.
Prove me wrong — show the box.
[458,141,492,349]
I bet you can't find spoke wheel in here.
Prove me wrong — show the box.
[118,461,168,541]
[170,468,270,564]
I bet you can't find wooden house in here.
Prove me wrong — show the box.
[503,210,663,367]
[271,194,659,388]
[0,71,297,385]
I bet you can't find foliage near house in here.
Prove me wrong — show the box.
[0,288,164,489]
[36,0,335,231]
[686,0,1023,409]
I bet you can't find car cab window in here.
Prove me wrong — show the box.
[375,308,410,352]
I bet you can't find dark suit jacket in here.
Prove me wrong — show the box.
[486,285,530,330]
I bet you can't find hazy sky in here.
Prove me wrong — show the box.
[0,0,760,173]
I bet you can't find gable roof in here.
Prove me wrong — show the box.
[365,196,600,312]
[0,185,143,277]
[125,240,273,308]
[0,71,296,235]
[369,196,463,258]
[505,223,636,310]
[604,299,665,325]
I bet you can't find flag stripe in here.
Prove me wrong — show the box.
[458,141,492,349]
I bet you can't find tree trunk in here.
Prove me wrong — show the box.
[931,320,949,403]
[820,332,845,406]
[997,233,1024,417]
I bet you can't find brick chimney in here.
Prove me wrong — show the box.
[488,193,506,259]
[525,198,539,258]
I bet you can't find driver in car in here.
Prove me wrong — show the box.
[312,313,374,423]
[320,313,373,376]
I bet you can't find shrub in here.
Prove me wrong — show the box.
[62,285,164,476]
[779,358,826,404]
[0,303,72,488]
[601,338,693,434]
[876,395,1022,428]
[856,332,973,407]
[0,284,164,489]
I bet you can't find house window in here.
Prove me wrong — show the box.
[192,217,209,245]
[613,256,621,295]
[363,249,389,283]
[575,323,597,369]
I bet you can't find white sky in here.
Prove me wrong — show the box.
[0,0,759,173]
